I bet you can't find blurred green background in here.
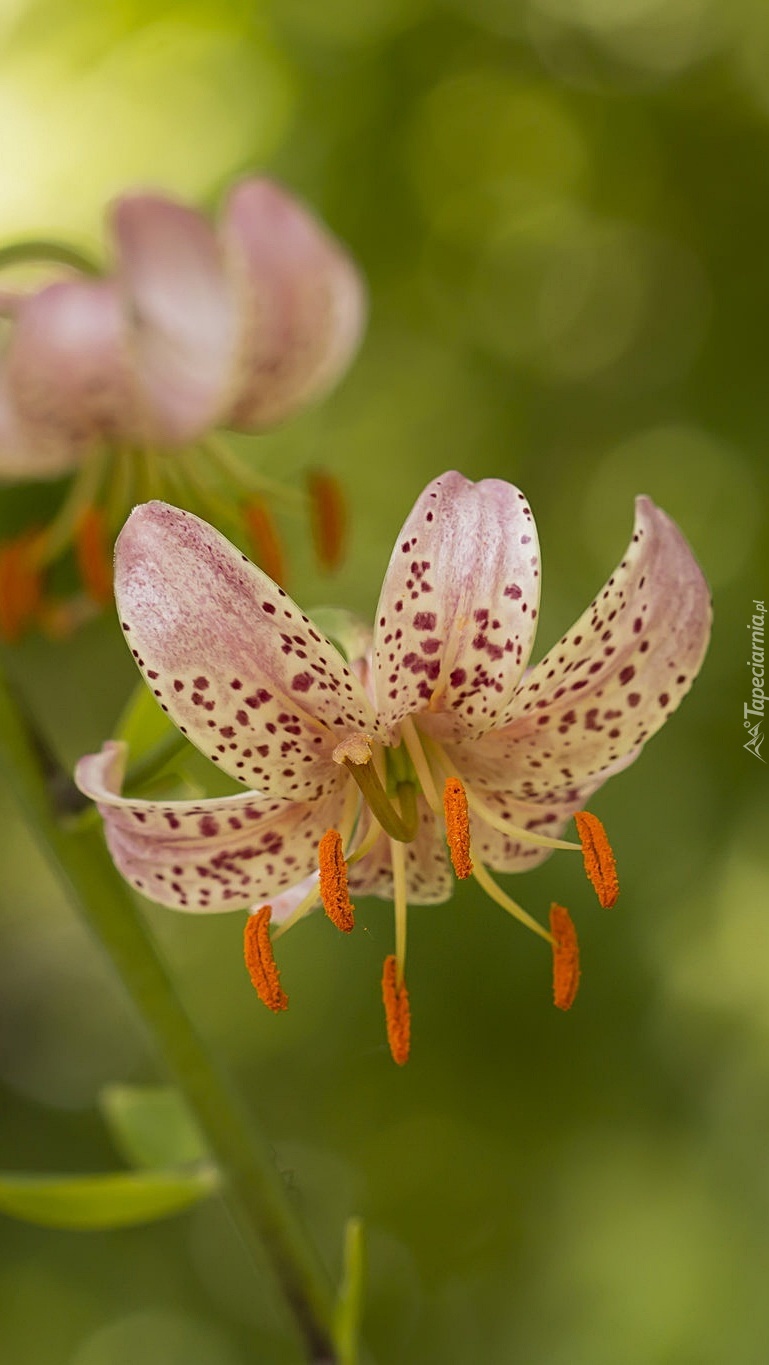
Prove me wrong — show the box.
[1,0,768,1360]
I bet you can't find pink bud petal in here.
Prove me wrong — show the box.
[111,193,241,446]
[220,178,366,430]
[2,279,137,466]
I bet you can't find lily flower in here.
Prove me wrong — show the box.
[76,472,711,1063]
[0,179,364,638]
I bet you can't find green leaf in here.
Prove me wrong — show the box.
[0,1165,219,1230]
[100,1084,209,1170]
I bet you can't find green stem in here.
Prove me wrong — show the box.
[343,760,418,843]
[0,669,339,1363]
[0,239,102,276]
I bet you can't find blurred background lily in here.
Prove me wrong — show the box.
[0,177,364,639]
[0,0,767,1363]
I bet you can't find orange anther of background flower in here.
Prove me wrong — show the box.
[307,468,347,572]
[243,497,286,588]
[0,530,43,642]
[75,506,114,605]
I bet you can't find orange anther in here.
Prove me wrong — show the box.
[318,829,355,932]
[307,468,347,573]
[243,906,289,1012]
[382,954,411,1065]
[75,506,113,605]
[0,530,43,642]
[574,810,619,908]
[550,903,580,1011]
[243,497,286,587]
[443,776,473,880]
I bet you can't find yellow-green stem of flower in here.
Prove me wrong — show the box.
[390,837,408,985]
[103,445,137,534]
[343,759,418,843]
[271,881,323,942]
[199,435,304,507]
[31,447,109,567]
[400,716,442,813]
[470,853,554,944]
[0,239,102,276]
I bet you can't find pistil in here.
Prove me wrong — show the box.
[342,755,419,843]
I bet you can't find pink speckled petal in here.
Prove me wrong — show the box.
[0,368,80,479]
[347,800,452,905]
[75,741,343,913]
[112,193,241,445]
[115,503,375,800]
[263,872,320,924]
[3,279,138,461]
[373,472,541,744]
[219,178,366,430]
[452,497,711,805]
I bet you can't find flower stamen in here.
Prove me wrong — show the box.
[382,954,411,1065]
[470,853,554,943]
[443,776,473,879]
[0,531,43,642]
[307,468,347,572]
[575,811,619,908]
[243,496,286,587]
[550,903,580,1010]
[318,829,355,932]
[243,906,289,1012]
[75,506,114,604]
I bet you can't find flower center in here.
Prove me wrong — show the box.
[248,719,619,1067]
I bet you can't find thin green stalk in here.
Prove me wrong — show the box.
[0,669,338,1363]
[0,239,102,276]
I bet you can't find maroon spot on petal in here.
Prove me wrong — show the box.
[659,692,670,706]
[193,676,209,690]
[291,672,314,693]
[504,583,522,600]
[230,678,243,690]
[413,611,437,631]
[619,666,636,685]
[199,815,219,837]
[628,692,641,707]
[245,689,273,709]
[450,668,467,687]
[262,602,276,614]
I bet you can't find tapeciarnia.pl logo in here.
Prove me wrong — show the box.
[744,599,766,762]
